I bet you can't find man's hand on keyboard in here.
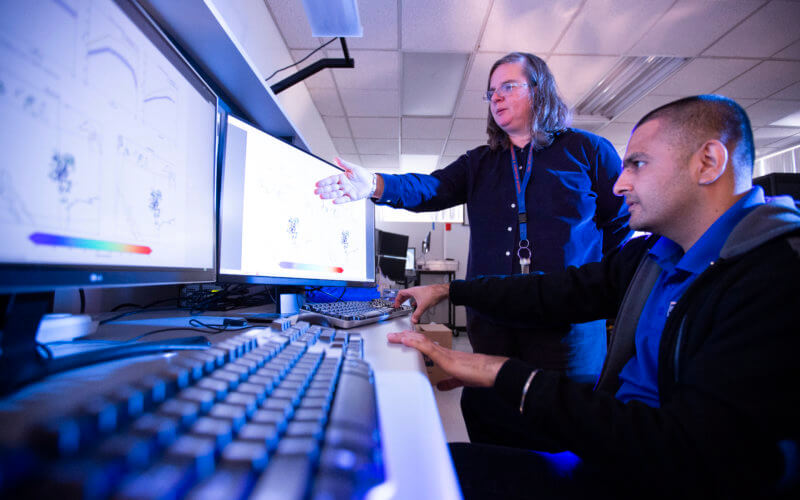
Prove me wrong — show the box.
[393,284,450,324]
[387,330,508,390]
[314,157,377,204]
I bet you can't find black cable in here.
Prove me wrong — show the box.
[111,302,144,312]
[264,37,338,82]
[78,288,86,314]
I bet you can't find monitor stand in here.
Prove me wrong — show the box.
[275,286,304,316]
[0,292,53,395]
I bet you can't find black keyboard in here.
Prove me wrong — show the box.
[302,299,413,329]
[0,322,384,499]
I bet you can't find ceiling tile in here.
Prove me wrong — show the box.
[338,153,362,165]
[346,0,398,50]
[308,87,345,116]
[629,0,763,57]
[597,122,636,145]
[771,82,800,100]
[401,0,489,52]
[570,116,611,133]
[547,55,619,105]
[773,39,800,60]
[322,116,351,137]
[765,133,800,150]
[266,0,318,49]
[328,49,400,89]
[755,147,780,159]
[289,50,336,88]
[455,91,491,118]
[465,52,506,91]
[355,138,399,154]
[339,89,400,116]
[746,100,800,127]
[450,119,486,140]
[402,52,469,116]
[716,60,800,98]
[650,58,760,96]
[402,117,452,139]
[555,0,674,55]
[349,117,400,138]
[401,139,445,154]
[608,95,678,124]
[444,139,482,156]
[753,126,800,139]
[704,1,800,58]
[332,137,357,154]
[360,154,400,170]
[480,0,583,53]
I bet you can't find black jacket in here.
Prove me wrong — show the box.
[449,196,800,498]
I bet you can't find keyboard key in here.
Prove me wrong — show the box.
[236,423,281,450]
[209,369,240,390]
[158,399,200,428]
[208,403,248,430]
[250,409,289,432]
[277,437,319,458]
[285,421,324,440]
[130,413,179,447]
[225,392,259,416]
[235,382,268,403]
[249,454,313,500]
[107,385,146,421]
[195,377,229,400]
[184,467,252,500]
[328,372,378,434]
[177,387,217,412]
[134,375,167,405]
[96,432,156,470]
[262,398,294,418]
[116,461,193,500]
[294,408,327,426]
[190,417,234,451]
[163,434,216,478]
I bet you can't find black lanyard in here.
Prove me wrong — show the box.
[510,145,533,273]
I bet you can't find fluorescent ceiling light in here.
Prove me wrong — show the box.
[771,110,800,128]
[575,56,690,120]
[400,154,440,174]
[302,0,363,37]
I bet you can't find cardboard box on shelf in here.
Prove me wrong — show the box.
[414,323,453,385]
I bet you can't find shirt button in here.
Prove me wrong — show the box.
[505,251,511,256]
[507,227,512,232]
[511,203,516,208]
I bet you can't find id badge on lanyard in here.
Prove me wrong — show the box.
[511,146,533,274]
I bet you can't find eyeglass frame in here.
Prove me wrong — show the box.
[483,81,534,102]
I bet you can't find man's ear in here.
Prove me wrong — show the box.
[695,139,729,186]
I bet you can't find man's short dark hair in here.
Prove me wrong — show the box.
[486,52,570,151]
[635,95,755,180]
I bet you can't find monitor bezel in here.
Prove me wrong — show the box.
[0,0,219,294]
[216,111,376,289]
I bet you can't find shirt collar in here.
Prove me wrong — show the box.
[649,187,765,274]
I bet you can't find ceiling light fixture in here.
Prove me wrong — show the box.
[302,0,363,37]
[574,56,690,120]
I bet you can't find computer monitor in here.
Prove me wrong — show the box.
[218,114,376,295]
[405,247,416,271]
[377,230,409,259]
[0,0,218,392]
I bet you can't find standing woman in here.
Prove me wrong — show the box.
[315,52,630,446]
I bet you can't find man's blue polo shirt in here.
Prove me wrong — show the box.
[615,187,765,407]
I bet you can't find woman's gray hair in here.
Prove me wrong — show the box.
[486,52,570,151]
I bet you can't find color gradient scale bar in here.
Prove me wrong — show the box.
[29,233,152,255]
[279,262,344,273]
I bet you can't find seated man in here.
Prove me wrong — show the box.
[390,95,800,499]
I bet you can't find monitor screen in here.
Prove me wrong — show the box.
[405,247,416,271]
[218,114,375,287]
[0,0,218,293]
[377,230,409,259]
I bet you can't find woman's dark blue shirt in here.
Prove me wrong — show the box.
[377,128,631,279]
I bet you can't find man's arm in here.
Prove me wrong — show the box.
[446,236,650,326]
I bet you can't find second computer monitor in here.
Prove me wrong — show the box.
[218,114,375,287]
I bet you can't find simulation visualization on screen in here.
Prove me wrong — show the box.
[219,115,375,286]
[0,0,217,273]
